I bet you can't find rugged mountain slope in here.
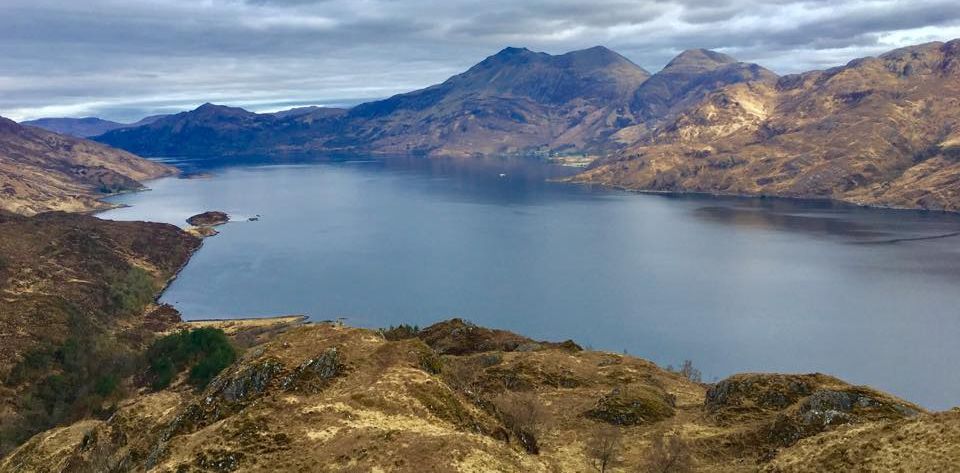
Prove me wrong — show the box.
[93,104,287,158]
[0,116,176,215]
[1,318,938,472]
[96,46,652,158]
[0,210,200,454]
[574,40,960,211]
[339,46,651,157]
[611,49,778,144]
[22,116,167,138]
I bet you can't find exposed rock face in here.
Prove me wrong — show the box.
[575,39,960,211]
[705,373,923,458]
[0,116,175,215]
[1,321,940,472]
[763,408,960,472]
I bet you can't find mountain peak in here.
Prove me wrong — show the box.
[663,48,738,72]
[494,46,534,56]
[559,45,649,74]
[189,103,255,118]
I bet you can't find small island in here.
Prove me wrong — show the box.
[186,210,229,227]
[186,211,229,237]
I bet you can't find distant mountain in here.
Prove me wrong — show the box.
[96,46,653,158]
[574,39,960,211]
[21,115,167,138]
[0,116,176,215]
[339,45,651,156]
[21,117,126,138]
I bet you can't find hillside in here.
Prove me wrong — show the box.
[574,40,960,211]
[0,210,200,454]
[0,116,176,215]
[2,317,951,472]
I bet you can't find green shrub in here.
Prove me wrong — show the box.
[379,324,420,341]
[146,328,237,390]
[108,267,157,316]
[1,330,138,455]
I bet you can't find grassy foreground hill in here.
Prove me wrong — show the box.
[0,211,200,454]
[2,317,955,472]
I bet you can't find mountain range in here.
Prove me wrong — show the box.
[20,115,166,138]
[7,38,959,215]
[91,45,774,159]
[82,39,960,210]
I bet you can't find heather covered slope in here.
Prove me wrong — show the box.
[0,211,200,454]
[2,318,940,472]
[0,116,176,215]
[574,40,960,211]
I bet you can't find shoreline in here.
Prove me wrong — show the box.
[559,176,960,216]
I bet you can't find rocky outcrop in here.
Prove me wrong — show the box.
[704,373,924,459]
[417,318,581,355]
[586,385,676,425]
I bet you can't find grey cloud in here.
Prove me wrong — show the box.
[0,0,957,121]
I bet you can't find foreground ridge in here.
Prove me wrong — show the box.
[4,317,955,472]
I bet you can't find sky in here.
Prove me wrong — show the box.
[1,0,959,122]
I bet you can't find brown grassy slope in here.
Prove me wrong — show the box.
[0,211,200,368]
[0,116,176,215]
[764,409,960,472]
[0,211,200,453]
[1,319,932,472]
[574,39,960,211]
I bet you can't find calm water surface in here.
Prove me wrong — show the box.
[100,157,960,409]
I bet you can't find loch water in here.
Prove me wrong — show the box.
[100,156,960,409]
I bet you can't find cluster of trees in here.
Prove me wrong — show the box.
[0,319,236,455]
[145,327,237,390]
[1,308,139,453]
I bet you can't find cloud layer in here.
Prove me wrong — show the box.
[2,0,958,121]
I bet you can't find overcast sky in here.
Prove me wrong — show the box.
[2,0,958,122]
